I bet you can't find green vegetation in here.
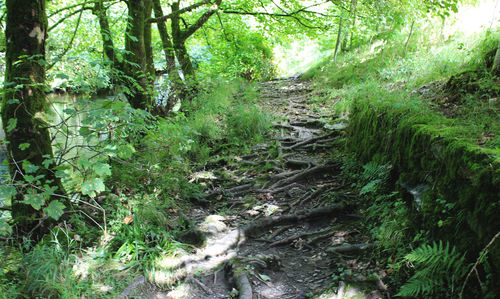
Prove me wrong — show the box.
[304,4,499,297]
[0,0,499,297]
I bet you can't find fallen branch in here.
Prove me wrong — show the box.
[459,231,500,299]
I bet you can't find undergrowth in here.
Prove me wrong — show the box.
[0,78,273,298]
[314,20,499,296]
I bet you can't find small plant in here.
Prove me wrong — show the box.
[397,240,468,297]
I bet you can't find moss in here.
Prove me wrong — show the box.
[346,93,500,292]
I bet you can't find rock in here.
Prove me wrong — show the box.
[199,215,227,235]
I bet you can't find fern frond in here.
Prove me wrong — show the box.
[399,241,467,297]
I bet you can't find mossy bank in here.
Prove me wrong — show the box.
[346,88,500,294]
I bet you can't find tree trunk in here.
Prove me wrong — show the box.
[92,0,118,67]
[144,0,155,77]
[125,0,151,110]
[403,20,415,57]
[492,41,500,76]
[153,0,187,112]
[349,0,357,49]
[334,15,343,62]
[171,1,196,80]
[2,0,66,240]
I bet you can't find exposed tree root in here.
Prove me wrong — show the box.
[283,131,339,151]
[291,185,329,207]
[326,243,375,255]
[185,275,213,295]
[270,164,339,189]
[149,204,347,289]
[242,204,347,237]
[227,254,281,299]
[267,225,294,240]
[285,159,317,169]
[269,227,333,247]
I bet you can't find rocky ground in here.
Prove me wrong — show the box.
[121,77,390,299]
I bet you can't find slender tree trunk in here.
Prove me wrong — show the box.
[92,0,118,66]
[171,1,196,80]
[403,20,415,57]
[2,0,66,240]
[439,17,446,41]
[144,0,155,77]
[349,0,357,49]
[153,0,186,112]
[334,15,343,62]
[492,41,500,76]
[125,0,151,110]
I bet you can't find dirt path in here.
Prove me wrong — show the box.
[122,78,387,299]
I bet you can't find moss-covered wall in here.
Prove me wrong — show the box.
[346,96,500,289]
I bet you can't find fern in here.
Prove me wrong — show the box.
[397,241,468,297]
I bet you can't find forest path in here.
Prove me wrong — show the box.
[123,77,386,299]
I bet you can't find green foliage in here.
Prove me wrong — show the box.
[227,104,272,143]
[397,241,468,297]
[198,20,276,81]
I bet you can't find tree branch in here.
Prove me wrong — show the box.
[47,0,87,70]
[222,9,331,30]
[149,0,213,23]
[182,7,219,39]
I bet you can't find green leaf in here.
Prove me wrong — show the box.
[42,158,54,169]
[6,118,17,133]
[0,185,17,201]
[94,162,112,177]
[117,144,136,159]
[24,175,35,183]
[77,157,92,169]
[44,200,66,220]
[79,126,92,137]
[81,178,105,197]
[258,274,271,281]
[7,99,20,104]
[55,73,70,80]
[19,143,31,150]
[23,191,45,210]
[23,161,39,174]
[0,218,12,237]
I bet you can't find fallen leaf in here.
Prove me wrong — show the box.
[123,216,133,224]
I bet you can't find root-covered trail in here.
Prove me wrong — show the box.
[123,78,386,299]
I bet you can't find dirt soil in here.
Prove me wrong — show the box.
[120,77,390,299]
